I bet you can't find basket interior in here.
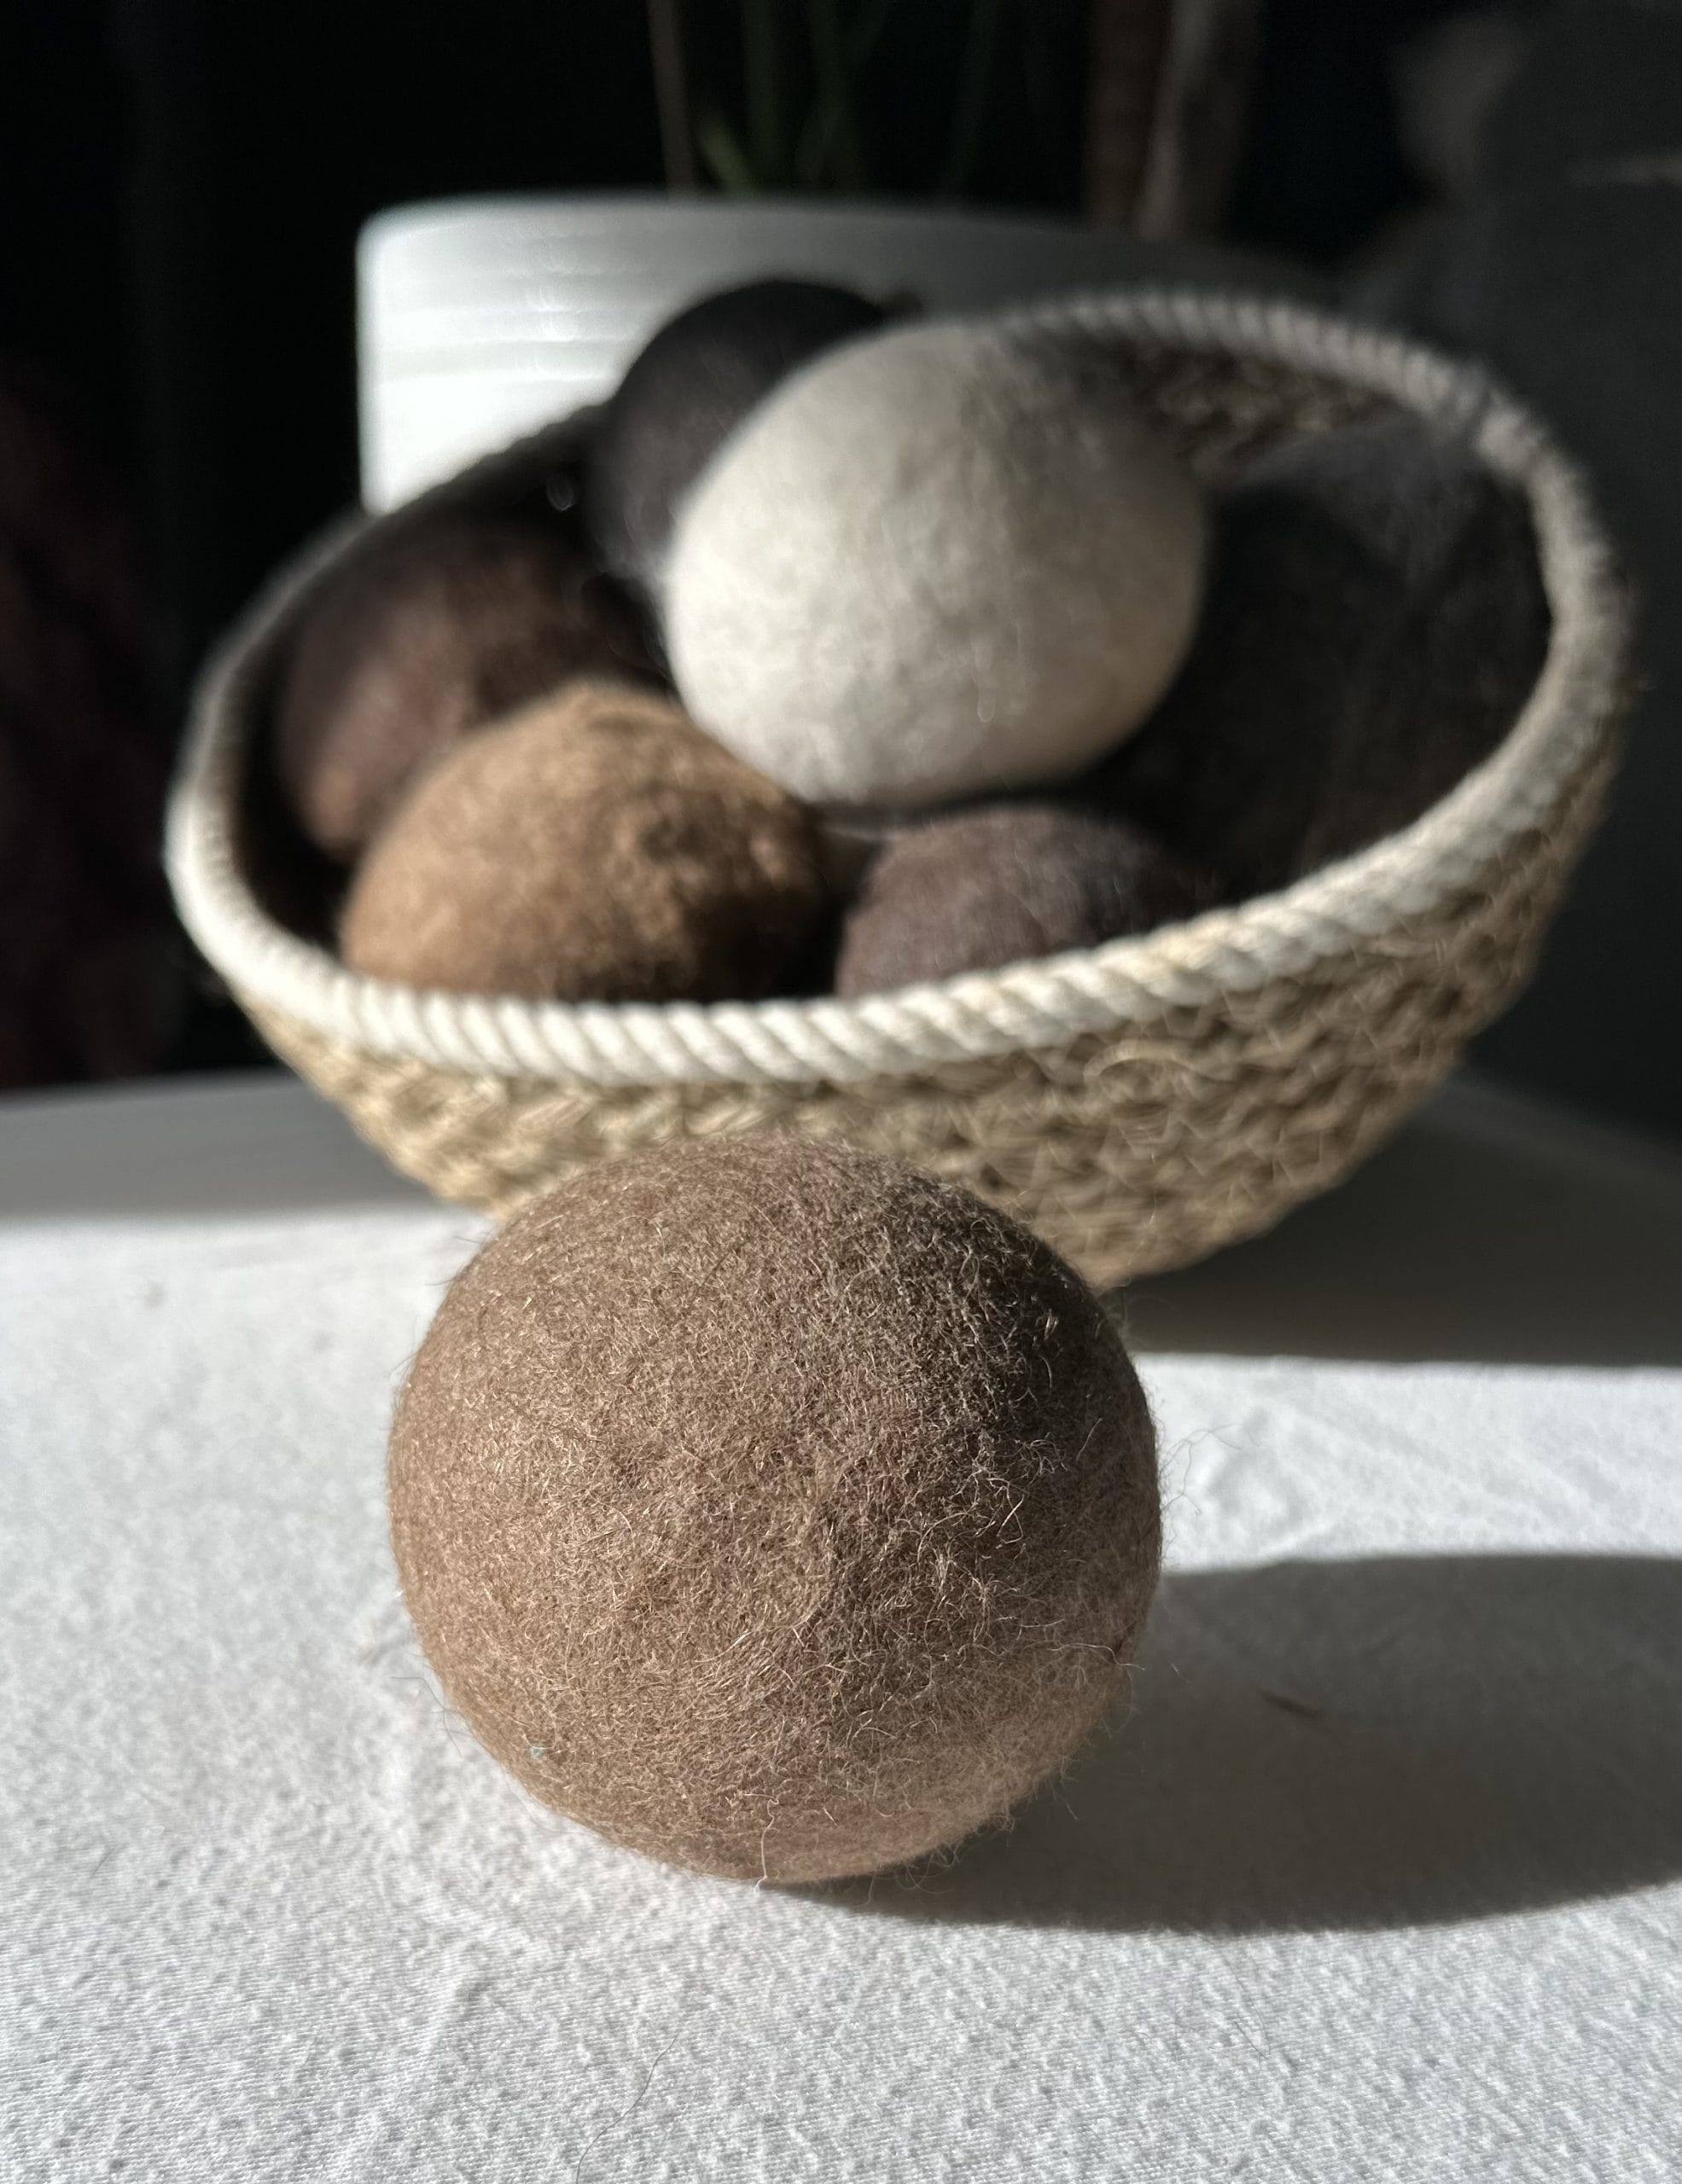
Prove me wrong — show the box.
[233,337,1528,971]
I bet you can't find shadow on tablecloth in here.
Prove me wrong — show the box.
[825,1553,1682,1934]
[1124,1083,1682,1368]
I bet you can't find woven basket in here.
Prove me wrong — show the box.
[166,290,1630,1287]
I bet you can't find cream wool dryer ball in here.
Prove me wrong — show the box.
[666,317,1207,808]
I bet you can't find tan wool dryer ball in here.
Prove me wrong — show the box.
[387,1136,1162,1883]
[276,513,652,859]
[665,317,1207,809]
[340,682,824,1002]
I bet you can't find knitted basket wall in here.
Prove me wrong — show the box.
[166,290,1630,1287]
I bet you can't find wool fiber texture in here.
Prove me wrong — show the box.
[340,682,824,1003]
[276,514,652,859]
[584,278,886,593]
[835,799,1214,996]
[387,1136,1161,1883]
[1097,415,1551,898]
[666,317,1207,809]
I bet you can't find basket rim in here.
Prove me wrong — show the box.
[166,284,1630,1090]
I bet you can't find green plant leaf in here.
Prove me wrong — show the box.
[742,0,787,186]
[695,103,761,195]
[939,0,1005,198]
[801,0,866,190]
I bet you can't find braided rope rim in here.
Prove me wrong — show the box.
[166,287,1629,1090]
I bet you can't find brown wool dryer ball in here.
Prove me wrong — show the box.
[276,513,652,859]
[387,1136,1161,1882]
[340,682,824,1002]
[835,800,1215,996]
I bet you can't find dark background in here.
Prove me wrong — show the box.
[3,0,1679,1132]
[5,0,1478,684]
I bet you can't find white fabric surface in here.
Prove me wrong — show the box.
[3,1074,1680,2181]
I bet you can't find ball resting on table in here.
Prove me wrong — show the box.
[387,1136,1162,1883]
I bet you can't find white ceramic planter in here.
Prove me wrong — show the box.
[356,193,1311,509]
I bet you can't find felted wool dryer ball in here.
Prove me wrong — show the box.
[666,318,1207,809]
[339,682,824,1002]
[584,278,888,591]
[1096,414,1551,899]
[275,514,652,859]
[835,800,1213,996]
[387,1136,1161,1883]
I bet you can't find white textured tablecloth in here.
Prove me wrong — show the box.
[3,1075,1679,2181]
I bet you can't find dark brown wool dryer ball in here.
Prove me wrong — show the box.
[340,682,824,1002]
[275,513,653,859]
[387,1136,1161,1882]
[835,800,1215,996]
[1095,415,1552,899]
[584,278,888,591]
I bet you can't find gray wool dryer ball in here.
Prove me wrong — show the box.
[666,318,1208,810]
[1095,414,1552,899]
[584,278,888,592]
[835,800,1214,996]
